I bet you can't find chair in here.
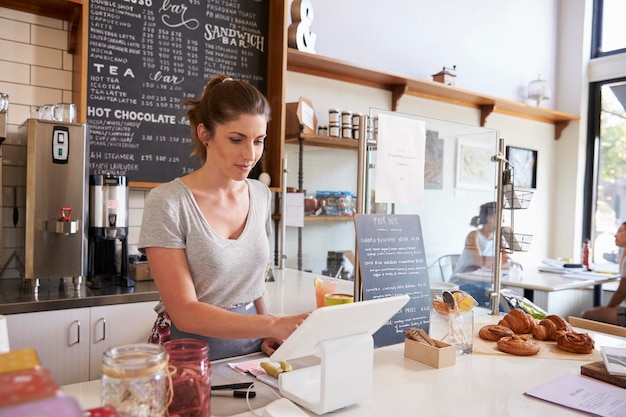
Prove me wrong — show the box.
[436,254,460,282]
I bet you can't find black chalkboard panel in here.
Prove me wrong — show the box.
[354,214,431,347]
[86,0,269,185]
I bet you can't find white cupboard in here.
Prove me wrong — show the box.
[6,301,157,385]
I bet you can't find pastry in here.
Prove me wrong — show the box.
[498,308,536,334]
[497,335,541,356]
[479,324,514,341]
[531,315,573,341]
[556,331,595,354]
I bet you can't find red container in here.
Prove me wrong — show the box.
[164,339,211,417]
[0,368,59,407]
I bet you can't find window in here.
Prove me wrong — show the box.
[586,1,626,264]
[587,80,626,263]
[592,0,626,57]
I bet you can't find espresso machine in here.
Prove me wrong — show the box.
[21,119,89,293]
[88,174,132,287]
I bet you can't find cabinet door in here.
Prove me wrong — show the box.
[6,308,91,385]
[89,301,157,380]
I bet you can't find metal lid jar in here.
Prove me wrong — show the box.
[164,338,211,417]
[101,343,170,417]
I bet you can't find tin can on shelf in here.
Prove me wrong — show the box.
[329,124,340,137]
[164,338,211,417]
[341,110,352,126]
[101,343,170,417]
[328,109,340,124]
[318,125,328,136]
[342,126,353,138]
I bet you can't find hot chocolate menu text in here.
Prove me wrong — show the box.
[87,0,269,184]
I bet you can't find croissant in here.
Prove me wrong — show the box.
[532,315,573,341]
[498,308,536,334]
[556,331,595,354]
[479,324,514,341]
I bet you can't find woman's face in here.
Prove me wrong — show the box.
[203,114,267,180]
[615,224,626,248]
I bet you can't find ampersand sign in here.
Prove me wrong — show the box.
[288,0,316,53]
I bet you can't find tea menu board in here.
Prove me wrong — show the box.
[86,0,269,184]
[354,214,431,347]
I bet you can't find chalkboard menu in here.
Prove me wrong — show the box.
[87,0,269,185]
[354,214,431,347]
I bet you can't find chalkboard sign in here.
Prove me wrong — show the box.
[86,0,269,185]
[354,214,431,347]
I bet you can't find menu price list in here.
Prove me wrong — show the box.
[87,0,269,183]
[354,214,432,347]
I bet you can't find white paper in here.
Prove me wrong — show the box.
[0,315,9,353]
[601,346,626,376]
[374,113,425,204]
[524,374,626,416]
[285,192,305,227]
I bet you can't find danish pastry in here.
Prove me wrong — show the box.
[497,335,541,356]
[479,324,514,341]
[556,331,595,354]
[498,308,536,334]
[531,315,573,341]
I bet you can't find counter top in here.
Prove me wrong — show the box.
[0,278,160,315]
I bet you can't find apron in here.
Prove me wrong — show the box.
[150,302,263,361]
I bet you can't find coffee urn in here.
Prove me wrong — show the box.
[88,174,133,287]
[21,119,89,293]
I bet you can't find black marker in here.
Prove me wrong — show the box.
[211,390,256,398]
[211,382,254,391]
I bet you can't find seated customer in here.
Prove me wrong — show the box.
[450,202,514,307]
[581,222,626,326]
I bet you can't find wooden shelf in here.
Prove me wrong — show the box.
[287,49,580,140]
[285,133,359,149]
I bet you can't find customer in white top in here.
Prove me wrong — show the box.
[451,202,513,307]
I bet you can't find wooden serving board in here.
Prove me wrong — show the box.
[580,361,626,389]
[470,313,602,361]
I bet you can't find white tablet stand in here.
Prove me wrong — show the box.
[270,295,410,415]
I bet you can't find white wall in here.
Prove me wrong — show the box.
[296,0,558,107]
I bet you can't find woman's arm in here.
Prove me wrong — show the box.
[606,278,626,308]
[146,247,308,341]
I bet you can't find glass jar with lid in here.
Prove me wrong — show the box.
[164,338,211,417]
[101,343,170,417]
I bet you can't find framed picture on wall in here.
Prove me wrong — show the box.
[455,137,494,190]
[506,146,537,189]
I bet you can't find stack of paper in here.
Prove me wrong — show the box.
[601,346,626,376]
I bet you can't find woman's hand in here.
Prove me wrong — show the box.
[260,312,310,355]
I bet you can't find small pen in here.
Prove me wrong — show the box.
[211,390,256,398]
[211,382,254,391]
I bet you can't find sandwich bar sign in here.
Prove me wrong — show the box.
[86,0,269,185]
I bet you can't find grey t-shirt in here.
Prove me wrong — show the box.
[138,178,271,308]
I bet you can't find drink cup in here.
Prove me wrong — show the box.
[324,293,354,306]
[314,278,337,308]
[53,103,76,122]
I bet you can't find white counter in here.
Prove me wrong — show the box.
[62,268,626,417]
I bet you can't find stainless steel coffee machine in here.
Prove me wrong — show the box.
[88,174,132,287]
[21,119,89,293]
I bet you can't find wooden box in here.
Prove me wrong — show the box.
[404,338,456,368]
[129,262,152,281]
[285,97,316,136]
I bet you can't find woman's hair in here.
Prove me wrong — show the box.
[185,74,271,163]
[470,202,496,227]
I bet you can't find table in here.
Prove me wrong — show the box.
[454,268,619,314]
[62,268,626,417]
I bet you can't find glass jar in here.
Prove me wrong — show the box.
[164,338,211,417]
[101,343,170,417]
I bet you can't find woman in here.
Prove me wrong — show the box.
[139,74,309,360]
[450,202,512,307]
[582,222,626,326]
